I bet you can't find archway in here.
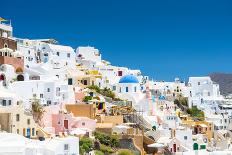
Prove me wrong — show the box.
[16,67,23,74]
[17,74,24,81]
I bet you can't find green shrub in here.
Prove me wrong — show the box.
[94,150,104,155]
[117,149,134,155]
[94,132,119,148]
[100,144,114,154]
[79,137,93,154]
[82,96,93,102]
[187,106,205,121]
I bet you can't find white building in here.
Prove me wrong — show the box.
[0,133,79,155]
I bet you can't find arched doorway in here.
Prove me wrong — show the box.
[17,74,24,81]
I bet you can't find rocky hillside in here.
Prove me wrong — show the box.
[209,73,232,95]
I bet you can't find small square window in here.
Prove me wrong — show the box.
[184,136,188,140]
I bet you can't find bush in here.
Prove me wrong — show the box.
[88,85,116,99]
[187,106,205,121]
[94,132,119,148]
[94,150,104,155]
[79,137,93,154]
[100,144,114,154]
[82,96,93,102]
[117,149,134,155]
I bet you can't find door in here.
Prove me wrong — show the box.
[26,128,31,138]
[64,120,68,129]
[173,144,176,152]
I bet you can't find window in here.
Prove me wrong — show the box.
[113,86,116,91]
[17,129,19,134]
[67,53,70,58]
[64,144,69,151]
[119,87,122,93]
[23,128,25,136]
[208,92,210,96]
[27,119,30,125]
[83,80,88,85]
[40,94,44,98]
[134,87,137,92]
[68,78,73,85]
[47,100,51,105]
[16,114,20,121]
[28,50,30,54]
[4,43,8,48]
[184,136,188,140]
[198,82,200,85]
[118,71,122,76]
[47,88,50,92]
[2,100,6,106]
[82,122,85,126]
[32,128,35,136]
[126,87,129,92]
[57,52,60,56]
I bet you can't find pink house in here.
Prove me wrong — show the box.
[52,113,97,134]
[41,105,97,135]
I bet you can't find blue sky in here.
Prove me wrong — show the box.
[2,0,232,80]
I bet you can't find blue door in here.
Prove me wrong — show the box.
[26,128,31,138]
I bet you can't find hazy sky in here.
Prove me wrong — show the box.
[2,0,232,80]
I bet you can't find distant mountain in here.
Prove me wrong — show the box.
[209,73,232,96]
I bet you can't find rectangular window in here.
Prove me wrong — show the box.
[47,88,50,92]
[32,128,35,136]
[16,114,20,122]
[134,87,137,92]
[57,52,60,56]
[82,122,85,126]
[64,144,69,150]
[126,87,129,92]
[40,94,44,98]
[118,71,122,76]
[68,78,73,85]
[2,100,6,106]
[84,80,88,85]
[198,82,200,85]
[67,53,70,58]
[27,119,30,125]
[9,100,11,105]
[184,136,188,140]
[47,100,52,105]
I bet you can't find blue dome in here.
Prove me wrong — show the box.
[119,75,139,83]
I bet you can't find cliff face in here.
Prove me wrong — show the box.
[209,73,232,95]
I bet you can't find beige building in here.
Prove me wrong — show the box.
[0,101,37,138]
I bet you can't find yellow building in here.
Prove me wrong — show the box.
[180,114,213,140]
[0,101,37,138]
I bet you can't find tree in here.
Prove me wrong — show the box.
[30,97,45,124]
[79,137,93,155]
